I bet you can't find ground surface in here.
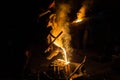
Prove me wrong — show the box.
[23,47,120,80]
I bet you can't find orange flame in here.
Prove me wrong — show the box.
[54,42,68,63]
[47,3,71,63]
[73,4,86,23]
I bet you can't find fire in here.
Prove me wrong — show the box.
[62,47,68,62]
[46,3,72,64]
[54,42,69,63]
[46,1,88,63]
[57,59,70,65]
[72,3,86,23]
[73,19,82,23]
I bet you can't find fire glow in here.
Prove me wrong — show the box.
[54,42,69,63]
[46,1,88,64]
[72,1,87,23]
[41,1,92,79]
[46,3,72,64]
[73,19,82,23]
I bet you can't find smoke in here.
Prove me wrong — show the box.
[47,0,94,61]
[55,3,73,61]
[54,0,93,61]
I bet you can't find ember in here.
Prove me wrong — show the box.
[43,56,86,80]
[50,59,70,78]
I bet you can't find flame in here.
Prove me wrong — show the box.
[57,59,70,65]
[72,3,86,23]
[47,3,72,63]
[46,0,94,64]
[54,42,68,63]
[74,19,82,23]
[61,47,67,62]
[72,0,94,23]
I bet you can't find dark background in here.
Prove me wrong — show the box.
[1,0,120,79]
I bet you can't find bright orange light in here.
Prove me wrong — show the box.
[73,19,82,23]
[54,42,68,63]
[47,3,71,63]
[57,59,70,65]
[61,47,68,62]
[72,4,86,23]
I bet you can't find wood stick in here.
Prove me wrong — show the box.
[68,56,86,79]
[45,31,63,53]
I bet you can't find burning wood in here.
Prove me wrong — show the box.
[50,59,70,77]
[45,31,63,53]
[72,1,86,24]
[43,56,87,80]
[42,0,92,79]
[45,3,73,63]
[68,56,86,79]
